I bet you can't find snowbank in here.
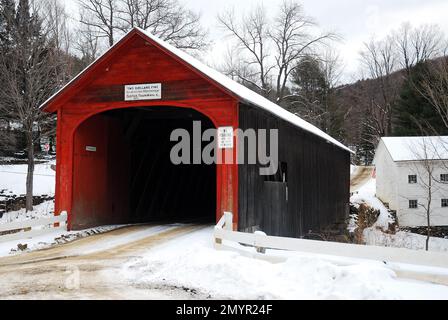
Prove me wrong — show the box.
[0,163,55,196]
[351,177,448,253]
[0,200,126,257]
[122,228,448,300]
[0,222,124,257]
[0,229,69,257]
[364,228,448,253]
[0,201,54,224]
[351,178,393,229]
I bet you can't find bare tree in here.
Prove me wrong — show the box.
[354,22,447,153]
[218,6,273,98]
[270,1,338,102]
[421,57,448,129]
[75,22,101,65]
[407,138,444,251]
[360,36,399,139]
[78,0,118,47]
[217,44,261,91]
[79,0,207,50]
[42,0,71,54]
[393,23,446,75]
[118,0,207,50]
[0,0,65,211]
[41,0,77,89]
[218,0,337,102]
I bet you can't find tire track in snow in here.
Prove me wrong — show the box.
[0,223,209,299]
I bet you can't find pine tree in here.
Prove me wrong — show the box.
[0,0,15,47]
[0,0,15,124]
[355,119,376,165]
[289,55,345,140]
[0,0,59,211]
[393,62,448,136]
[15,0,29,23]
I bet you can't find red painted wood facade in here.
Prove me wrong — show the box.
[43,29,239,230]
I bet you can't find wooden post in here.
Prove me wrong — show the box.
[255,231,267,254]
[224,212,233,231]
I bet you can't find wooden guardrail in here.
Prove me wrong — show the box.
[0,211,67,243]
[214,212,448,285]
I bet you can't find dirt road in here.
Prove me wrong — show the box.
[350,166,375,193]
[0,223,210,300]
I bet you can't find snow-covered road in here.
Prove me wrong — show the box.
[0,224,211,300]
[1,222,447,300]
[350,166,375,193]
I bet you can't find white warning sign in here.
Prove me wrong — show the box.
[125,83,162,101]
[218,127,234,149]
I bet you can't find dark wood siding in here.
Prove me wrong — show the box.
[238,103,350,238]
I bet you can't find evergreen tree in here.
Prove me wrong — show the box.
[289,55,345,141]
[355,118,376,165]
[0,0,59,211]
[0,0,16,49]
[393,62,448,136]
[0,0,16,72]
[0,0,15,126]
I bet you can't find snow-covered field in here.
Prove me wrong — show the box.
[350,172,448,253]
[0,163,55,196]
[122,227,448,300]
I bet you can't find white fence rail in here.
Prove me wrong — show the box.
[0,212,68,243]
[214,212,448,285]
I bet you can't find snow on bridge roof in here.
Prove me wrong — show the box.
[380,136,448,162]
[41,28,352,153]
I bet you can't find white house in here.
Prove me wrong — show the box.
[374,136,448,227]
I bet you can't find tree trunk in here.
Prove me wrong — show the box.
[26,129,34,212]
[426,210,431,251]
[426,176,432,251]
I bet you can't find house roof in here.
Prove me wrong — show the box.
[379,136,448,162]
[40,27,352,153]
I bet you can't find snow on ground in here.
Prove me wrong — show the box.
[351,178,393,229]
[0,200,127,257]
[365,228,448,253]
[122,227,448,300]
[0,200,54,224]
[351,177,448,253]
[0,228,71,257]
[0,222,125,258]
[0,163,55,196]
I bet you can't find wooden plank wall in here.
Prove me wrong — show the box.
[238,103,351,238]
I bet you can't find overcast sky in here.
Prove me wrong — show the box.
[64,0,448,83]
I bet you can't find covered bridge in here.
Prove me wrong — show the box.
[41,28,351,238]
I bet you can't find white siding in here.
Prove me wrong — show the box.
[375,141,448,227]
[396,162,448,227]
[375,141,399,210]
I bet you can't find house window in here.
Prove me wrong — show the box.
[409,200,418,209]
[408,175,417,184]
[441,174,448,182]
[442,199,448,208]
